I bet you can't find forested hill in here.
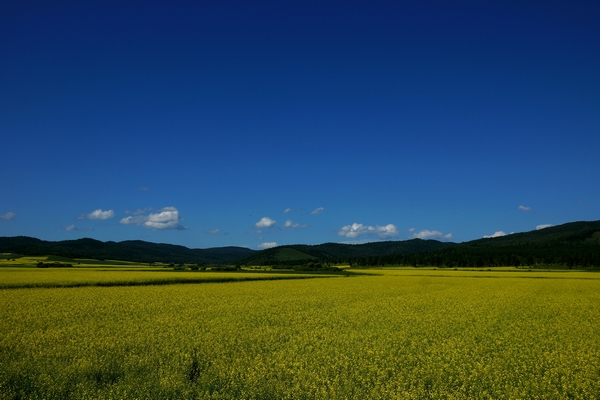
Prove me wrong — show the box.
[233,239,454,266]
[2,220,599,267]
[0,237,254,265]
[348,221,600,268]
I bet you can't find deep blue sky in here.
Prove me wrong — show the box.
[2,1,599,249]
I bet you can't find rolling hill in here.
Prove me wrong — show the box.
[233,239,455,266]
[1,220,599,267]
[0,237,253,265]
[354,221,600,268]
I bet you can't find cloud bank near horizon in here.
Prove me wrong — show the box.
[258,242,278,249]
[483,231,506,238]
[338,223,399,239]
[413,229,453,240]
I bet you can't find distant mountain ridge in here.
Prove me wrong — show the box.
[235,239,455,266]
[1,220,599,267]
[348,221,600,268]
[0,236,253,265]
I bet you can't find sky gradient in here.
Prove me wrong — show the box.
[2,1,599,250]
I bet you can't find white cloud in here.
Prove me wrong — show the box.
[311,207,324,215]
[64,225,92,232]
[518,205,532,212]
[339,223,375,238]
[536,224,553,230]
[377,224,399,238]
[144,208,183,230]
[119,207,186,230]
[79,209,115,220]
[413,230,453,240]
[284,219,298,228]
[207,229,220,235]
[258,242,278,250]
[120,215,146,225]
[338,223,399,239]
[282,208,291,214]
[483,231,506,238]
[255,217,276,228]
[283,219,306,229]
[0,212,16,220]
[414,229,441,239]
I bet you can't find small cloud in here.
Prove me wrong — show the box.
[255,217,276,228]
[536,224,553,230]
[518,205,532,212]
[0,212,16,220]
[408,228,415,232]
[413,229,453,241]
[284,219,298,228]
[282,208,291,214]
[64,224,92,232]
[377,224,399,238]
[283,219,306,229]
[338,223,399,239]
[258,242,278,250]
[338,223,375,239]
[483,231,506,238]
[120,207,186,230]
[311,207,324,215]
[120,215,146,225]
[79,209,115,220]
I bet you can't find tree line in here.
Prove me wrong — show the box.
[335,244,600,268]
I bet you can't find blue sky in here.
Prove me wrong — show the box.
[1,1,599,250]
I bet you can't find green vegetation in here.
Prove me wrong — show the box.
[0,253,23,260]
[245,221,600,269]
[235,239,453,266]
[2,220,600,268]
[0,237,254,264]
[1,267,599,398]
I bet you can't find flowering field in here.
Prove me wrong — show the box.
[1,270,599,399]
[0,267,322,289]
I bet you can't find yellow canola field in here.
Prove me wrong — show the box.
[0,268,322,289]
[352,267,600,279]
[1,273,599,399]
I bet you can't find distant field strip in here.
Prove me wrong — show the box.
[0,268,332,289]
[0,256,158,267]
[352,268,600,280]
